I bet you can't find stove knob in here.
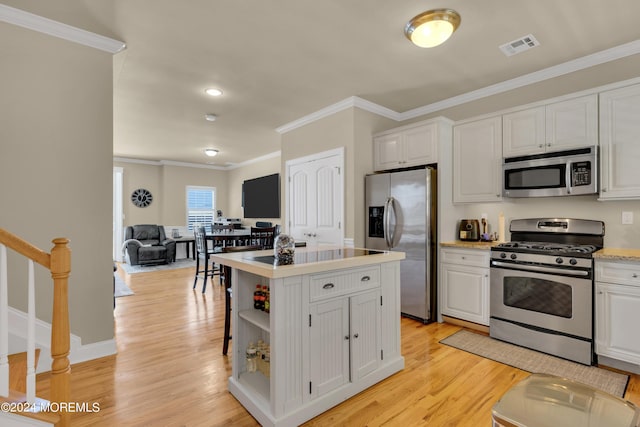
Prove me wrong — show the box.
[570,258,577,266]
[500,253,507,259]
[510,253,517,260]
[556,257,563,264]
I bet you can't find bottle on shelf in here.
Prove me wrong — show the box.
[253,284,263,310]
[260,285,268,311]
[264,285,270,313]
[246,342,257,373]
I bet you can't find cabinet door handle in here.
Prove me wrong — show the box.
[597,291,603,294]
[353,333,359,339]
[361,276,370,282]
[322,283,335,289]
[345,335,350,340]
[633,273,638,278]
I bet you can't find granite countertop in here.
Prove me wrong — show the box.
[211,245,405,279]
[593,248,640,262]
[440,241,501,250]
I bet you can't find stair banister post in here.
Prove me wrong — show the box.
[49,238,71,427]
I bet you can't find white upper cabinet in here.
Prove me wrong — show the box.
[502,94,598,158]
[453,116,503,203]
[599,83,640,200]
[373,118,450,171]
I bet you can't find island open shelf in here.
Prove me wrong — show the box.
[238,309,270,333]
[212,246,405,427]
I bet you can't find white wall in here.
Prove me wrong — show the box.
[459,196,640,248]
[1,22,115,344]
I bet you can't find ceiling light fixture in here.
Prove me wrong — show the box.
[205,113,217,121]
[204,148,219,157]
[205,88,223,97]
[404,9,461,48]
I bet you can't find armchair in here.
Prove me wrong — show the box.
[123,224,176,265]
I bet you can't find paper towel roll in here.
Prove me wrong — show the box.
[498,212,505,242]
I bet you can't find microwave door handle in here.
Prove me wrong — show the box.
[566,162,572,194]
[384,197,395,249]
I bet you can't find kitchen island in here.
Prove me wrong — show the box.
[211,246,405,427]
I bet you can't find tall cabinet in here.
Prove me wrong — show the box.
[599,83,640,200]
[452,116,503,203]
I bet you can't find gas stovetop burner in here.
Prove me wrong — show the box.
[495,241,598,256]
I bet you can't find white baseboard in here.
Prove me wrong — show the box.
[8,307,117,373]
[0,411,52,426]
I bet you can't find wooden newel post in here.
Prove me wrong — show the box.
[49,238,71,427]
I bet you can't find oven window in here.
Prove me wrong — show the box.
[505,164,565,189]
[503,277,572,318]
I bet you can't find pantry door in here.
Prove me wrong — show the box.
[286,148,344,246]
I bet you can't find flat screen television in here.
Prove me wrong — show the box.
[242,173,280,218]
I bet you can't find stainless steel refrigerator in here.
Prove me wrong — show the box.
[365,167,437,323]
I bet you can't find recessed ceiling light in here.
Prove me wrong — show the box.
[205,88,223,97]
[205,113,217,122]
[204,148,219,157]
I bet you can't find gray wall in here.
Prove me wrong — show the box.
[1,22,115,344]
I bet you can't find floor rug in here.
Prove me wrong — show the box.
[114,274,134,298]
[120,258,197,275]
[440,329,629,398]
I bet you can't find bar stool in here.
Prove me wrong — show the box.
[221,245,262,356]
[192,225,222,293]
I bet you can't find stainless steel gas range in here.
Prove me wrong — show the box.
[489,218,605,365]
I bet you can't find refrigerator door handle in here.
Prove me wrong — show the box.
[384,197,396,248]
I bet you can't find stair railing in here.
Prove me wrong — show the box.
[0,228,71,426]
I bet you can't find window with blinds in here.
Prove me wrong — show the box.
[186,186,216,232]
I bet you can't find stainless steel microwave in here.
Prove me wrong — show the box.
[503,146,597,197]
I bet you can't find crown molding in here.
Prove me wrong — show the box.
[114,151,282,171]
[275,97,402,134]
[277,38,640,131]
[226,151,281,170]
[402,38,640,120]
[0,4,126,54]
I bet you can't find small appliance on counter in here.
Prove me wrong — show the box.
[459,219,480,241]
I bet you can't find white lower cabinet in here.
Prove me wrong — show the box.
[595,260,640,365]
[228,261,403,427]
[439,248,490,325]
[309,288,381,399]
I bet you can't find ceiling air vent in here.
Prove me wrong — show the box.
[499,34,540,57]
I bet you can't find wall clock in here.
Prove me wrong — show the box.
[131,188,153,208]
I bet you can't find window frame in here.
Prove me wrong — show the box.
[186,185,217,232]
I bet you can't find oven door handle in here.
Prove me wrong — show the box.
[490,260,590,277]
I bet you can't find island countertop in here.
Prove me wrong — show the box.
[211,245,405,279]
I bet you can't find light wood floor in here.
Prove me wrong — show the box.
[35,264,640,426]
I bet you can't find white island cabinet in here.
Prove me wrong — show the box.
[211,246,405,427]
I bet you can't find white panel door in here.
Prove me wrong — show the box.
[599,83,640,199]
[309,297,349,398]
[349,289,381,381]
[287,150,343,245]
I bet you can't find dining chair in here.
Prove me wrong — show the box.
[211,223,235,248]
[221,245,262,356]
[250,226,276,249]
[193,225,223,293]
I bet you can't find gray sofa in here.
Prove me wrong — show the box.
[123,224,176,266]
